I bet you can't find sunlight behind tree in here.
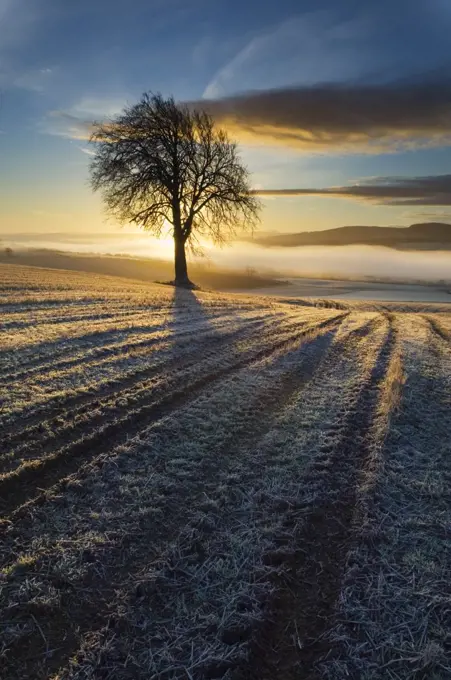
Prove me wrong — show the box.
[89,93,261,287]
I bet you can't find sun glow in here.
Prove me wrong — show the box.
[152,235,175,259]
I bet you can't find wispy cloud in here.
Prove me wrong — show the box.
[203,38,260,99]
[252,174,451,206]
[42,111,94,140]
[70,96,128,119]
[203,11,372,99]
[43,96,128,139]
[192,79,451,153]
[77,145,96,156]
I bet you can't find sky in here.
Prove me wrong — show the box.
[1,0,451,252]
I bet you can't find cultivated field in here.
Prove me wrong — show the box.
[1,263,450,680]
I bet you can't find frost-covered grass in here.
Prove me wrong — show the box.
[321,315,451,680]
[0,264,450,680]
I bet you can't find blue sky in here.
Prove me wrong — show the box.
[1,0,451,238]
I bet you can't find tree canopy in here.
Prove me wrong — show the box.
[90,93,260,285]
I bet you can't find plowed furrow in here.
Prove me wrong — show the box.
[0,311,270,387]
[424,314,451,344]
[0,315,384,680]
[0,321,346,680]
[318,315,450,678]
[0,305,278,369]
[0,314,305,443]
[0,311,172,360]
[0,314,345,516]
[0,306,153,331]
[0,296,113,313]
[0,317,275,466]
[238,315,397,680]
[0,314,175,372]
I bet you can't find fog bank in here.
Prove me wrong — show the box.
[208,243,451,283]
[2,232,451,283]
[2,232,172,260]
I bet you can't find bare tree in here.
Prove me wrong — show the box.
[90,93,261,287]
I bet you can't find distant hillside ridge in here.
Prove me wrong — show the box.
[253,222,451,249]
[0,249,286,291]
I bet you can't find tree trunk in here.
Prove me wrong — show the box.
[174,235,192,287]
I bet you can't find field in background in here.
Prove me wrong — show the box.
[237,277,451,303]
[1,264,450,680]
[2,250,451,303]
[0,250,285,291]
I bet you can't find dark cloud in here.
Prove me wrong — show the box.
[253,174,451,206]
[192,79,451,151]
[51,78,451,151]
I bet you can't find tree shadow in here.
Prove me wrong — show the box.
[169,286,220,353]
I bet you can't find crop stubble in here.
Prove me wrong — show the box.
[0,264,450,680]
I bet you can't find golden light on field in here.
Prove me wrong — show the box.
[2,262,451,679]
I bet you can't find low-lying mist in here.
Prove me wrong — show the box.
[2,233,172,260]
[209,243,451,283]
[2,232,451,284]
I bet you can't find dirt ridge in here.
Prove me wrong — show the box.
[236,315,398,680]
[0,314,309,438]
[0,314,346,517]
[0,320,346,679]
[0,316,273,454]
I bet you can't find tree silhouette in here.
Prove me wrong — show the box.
[90,93,261,287]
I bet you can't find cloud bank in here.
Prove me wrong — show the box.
[49,78,451,156]
[193,79,451,152]
[253,174,451,206]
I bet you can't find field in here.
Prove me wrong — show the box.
[1,263,450,680]
[0,250,285,292]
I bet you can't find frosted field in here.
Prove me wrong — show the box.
[236,277,451,303]
[1,264,450,680]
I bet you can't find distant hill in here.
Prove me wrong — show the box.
[253,222,451,249]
